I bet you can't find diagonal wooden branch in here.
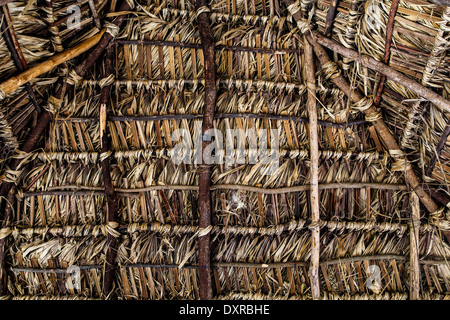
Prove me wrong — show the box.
[0,30,105,97]
[306,34,439,213]
[309,31,450,113]
[0,5,40,111]
[283,0,440,212]
[196,0,216,300]
[304,36,321,300]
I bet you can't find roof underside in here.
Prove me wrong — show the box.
[0,0,449,300]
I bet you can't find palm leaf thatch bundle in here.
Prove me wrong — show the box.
[0,0,449,301]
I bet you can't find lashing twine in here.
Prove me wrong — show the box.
[322,61,342,80]
[43,95,62,114]
[0,88,6,100]
[0,227,12,240]
[105,221,120,237]
[287,1,301,16]
[429,207,450,231]
[99,74,115,88]
[3,150,33,184]
[100,151,113,162]
[196,5,211,18]
[197,225,213,237]
[104,22,120,38]
[388,149,412,172]
[67,70,83,86]
[351,96,382,122]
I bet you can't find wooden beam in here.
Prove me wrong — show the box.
[196,0,216,300]
[305,35,321,300]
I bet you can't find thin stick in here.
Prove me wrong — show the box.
[196,0,215,300]
[56,113,369,128]
[87,0,101,29]
[373,0,399,108]
[410,192,421,300]
[305,35,320,300]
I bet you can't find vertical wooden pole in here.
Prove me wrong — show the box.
[101,44,119,299]
[304,36,321,300]
[196,0,216,300]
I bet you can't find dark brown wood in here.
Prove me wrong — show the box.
[73,0,133,77]
[196,0,216,300]
[324,0,340,38]
[0,0,13,5]
[373,0,399,108]
[100,44,119,299]
[0,6,40,111]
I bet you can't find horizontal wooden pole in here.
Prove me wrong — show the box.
[23,182,407,197]
[55,112,368,128]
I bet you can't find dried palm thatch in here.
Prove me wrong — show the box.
[0,0,449,301]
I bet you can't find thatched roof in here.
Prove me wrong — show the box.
[0,0,449,300]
